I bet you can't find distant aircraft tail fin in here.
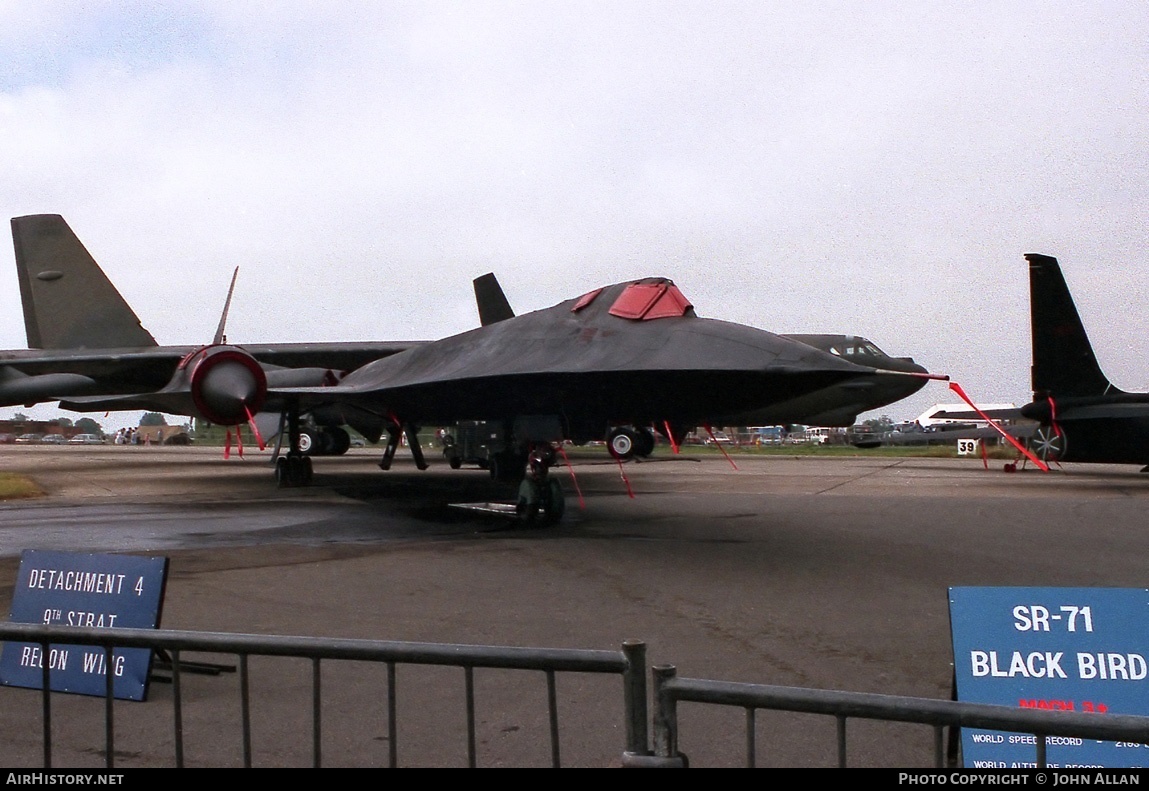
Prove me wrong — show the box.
[473,272,515,326]
[1026,252,1120,398]
[11,214,158,349]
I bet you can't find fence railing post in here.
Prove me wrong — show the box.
[652,664,677,760]
[622,639,648,756]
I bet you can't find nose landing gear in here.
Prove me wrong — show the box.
[515,445,565,525]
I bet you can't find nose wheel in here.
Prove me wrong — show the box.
[515,445,565,525]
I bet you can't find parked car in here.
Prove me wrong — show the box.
[0,433,16,444]
[40,434,67,444]
[704,431,734,445]
[68,433,104,445]
[15,433,42,444]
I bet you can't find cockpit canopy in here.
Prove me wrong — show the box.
[572,279,694,321]
[826,338,887,359]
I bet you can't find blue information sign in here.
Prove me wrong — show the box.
[950,586,1149,768]
[0,550,169,701]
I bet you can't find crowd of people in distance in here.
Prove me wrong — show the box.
[112,427,152,446]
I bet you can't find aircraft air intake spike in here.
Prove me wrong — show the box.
[189,346,268,426]
[200,362,259,417]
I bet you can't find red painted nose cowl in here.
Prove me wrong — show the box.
[190,348,267,425]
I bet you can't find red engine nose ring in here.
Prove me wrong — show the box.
[189,347,268,426]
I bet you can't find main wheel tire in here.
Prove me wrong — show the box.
[326,427,351,456]
[634,427,655,458]
[1029,424,1065,463]
[516,478,540,524]
[608,428,637,460]
[298,430,318,456]
[277,455,312,487]
[541,478,565,524]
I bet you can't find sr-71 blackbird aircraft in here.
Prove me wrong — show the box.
[936,253,1149,470]
[257,274,942,517]
[3,214,942,517]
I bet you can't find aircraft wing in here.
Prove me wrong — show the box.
[0,342,422,408]
[6,214,425,410]
[0,347,190,405]
[240,342,422,370]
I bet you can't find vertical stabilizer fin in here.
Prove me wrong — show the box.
[473,272,515,326]
[213,267,240,345]
[1026,252,1119,398]
[11,214,158,349]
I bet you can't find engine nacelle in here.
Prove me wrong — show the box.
[184,345,267,426]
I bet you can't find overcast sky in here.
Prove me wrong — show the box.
[1,2,1147,431]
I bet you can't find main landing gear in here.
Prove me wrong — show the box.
[378,421,429,472]
[275,454,312,486]
[1028,423,1065,464]
[515,444,565,525]
[273,400,315,488]
[298,426,351,456]
[607,426,655,460]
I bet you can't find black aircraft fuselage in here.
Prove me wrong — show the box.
[761,333,928,427]
[301,278,930,445]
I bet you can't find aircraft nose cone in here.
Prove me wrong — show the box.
[895,373,929,397]
[883,358,929,376]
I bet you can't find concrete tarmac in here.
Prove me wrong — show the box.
[1,445,1147,767]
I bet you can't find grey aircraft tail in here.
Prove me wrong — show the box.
[11,214,157,349]
[1026,252,1120,399]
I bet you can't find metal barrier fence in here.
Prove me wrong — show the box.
[640,664,1149,768]
[0,622,648,768]
[7,623,1149,768]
